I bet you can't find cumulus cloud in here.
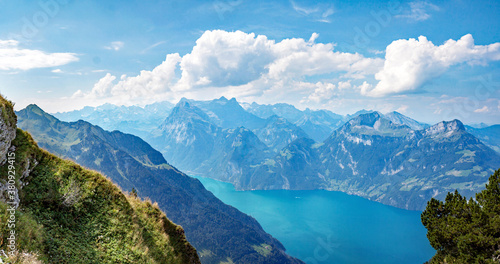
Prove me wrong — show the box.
[177,30,275,88]
[303,82,337,103]
[87,73,116,97]
[76,30,381,106]
[0,39,78,71]
[337,81,352,90]
[364,34,500,97]
[268,36,382,81]
[358,81,373,95]
[74,53,181,105]
[71,31,500,111]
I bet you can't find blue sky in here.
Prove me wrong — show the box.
[0,0,499,124]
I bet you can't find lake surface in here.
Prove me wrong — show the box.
[193,175,436,264]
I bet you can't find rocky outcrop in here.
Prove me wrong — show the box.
[0,97,16,166]
[0,97,18,208]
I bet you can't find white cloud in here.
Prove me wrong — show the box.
[308,32,319,43]
[368,49,384,55]
[87,73,116,97]
[75,30,381,107]
[432,97,499,121]
[104,41,124,51]
[52,69,63,73]
[474,106,489,113]
[364,34,500,97]
[0,39,78,71]
[177,30,275,89]
[267,34,382,81]
[396,105,409,113]
[73,54,181,105]
[397,1,439,21]
[0,40,18,48]
[358,81,373,95]
[338,81,352,90]
[303,82,337,103]
[68,31,500,113]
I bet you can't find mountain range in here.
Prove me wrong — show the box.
[242,101,345,142]
[465,125,500,153]
[54,101,174,140]
[250,113,500,210]
[54,97,500,210]
[17,104,304,264]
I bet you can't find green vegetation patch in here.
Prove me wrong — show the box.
[199,249,214,257]
[395,150,405,156]
[379,183,391,192]
[473,165,482,171]
[252,244,272,257]
[263,159,276,167]
[220,257,235,264]
[312,143,324,149]
[446,181,473,190]
[280,149,292,160]
[399,178,423,191]
[445,169,472,177]
[455,149,476,157]
[0,129,199,264]
[0,95,17,128]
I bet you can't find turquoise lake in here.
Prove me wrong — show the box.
[192,175,436,264]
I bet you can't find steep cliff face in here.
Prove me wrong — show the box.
[0,97,16,165]
[0,96,200,264]
[0,97,19,208]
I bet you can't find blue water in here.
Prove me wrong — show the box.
[193,175,436,264]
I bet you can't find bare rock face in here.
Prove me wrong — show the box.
[0,99,16,166]
[0,97,18,206]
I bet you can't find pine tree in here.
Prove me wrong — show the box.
[422,169,500,263]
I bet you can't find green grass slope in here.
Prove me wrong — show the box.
[0,96,200,264]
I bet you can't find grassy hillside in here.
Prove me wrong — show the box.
[0,96,200,264]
